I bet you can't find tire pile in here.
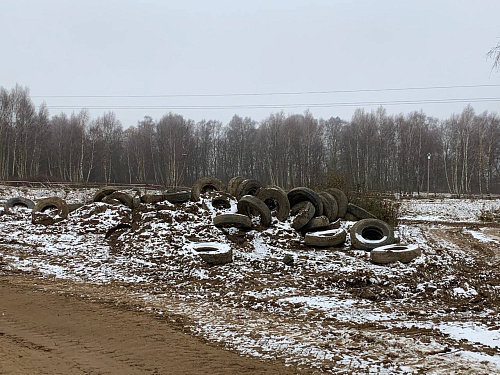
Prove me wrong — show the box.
[3,178,421,265]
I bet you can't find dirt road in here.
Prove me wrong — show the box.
[0,274,301,375]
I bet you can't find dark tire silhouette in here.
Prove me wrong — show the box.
[237,195,272,227]
[291,201,315,230]
[191,177,223,201]
[213,213,252,229]
[319,192,338,222]
[255,187,290,221]
[32,197,69,225]
[103,192,134,209]
[4,197,35,214]
[226,176,245,196]
[325,188,348,218]
[235,179,262,200]
[287,187,323,217]
[349,218,395,251]
[93,187,117,202]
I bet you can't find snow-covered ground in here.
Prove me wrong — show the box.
[1,186,500,374]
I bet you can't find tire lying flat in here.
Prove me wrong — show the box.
[349,218,395,251]
[370,244,421,264]
[305,228,347,247]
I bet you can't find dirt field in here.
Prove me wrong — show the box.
[1,188,500,374]
[0,273,301,375]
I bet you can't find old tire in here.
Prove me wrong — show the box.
[287,187,323,217]
[189,242,233,266]
[291,201,315,231]
[255,187,290,221]
[325,188,348,218]
[213,213,252,229]
[237,195,272,227]
[344,213,359,221]
[226,176,245,196]
[349,218,395,251]
[347,203,377,219]
[305,228,347,247]
[319,192,339,222]
[235,179,262,200]
[93,187,117,202]
[206,191,232,209]
[32,197,69,225]
[370,244,421,264]
[300,215,330,234]
[4,197,35,214]
[191,177,223,201]
[103,191,134,209]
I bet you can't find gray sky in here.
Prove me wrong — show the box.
[1,0,499,127]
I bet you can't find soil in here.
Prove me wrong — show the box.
[0,273,303,375]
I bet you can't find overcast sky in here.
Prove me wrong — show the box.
[1,0,499,127]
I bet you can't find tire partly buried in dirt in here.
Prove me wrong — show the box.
[164,191,191,204]
[325,188,348,218]
[189,242,233,266]
[103,192,134,209]
[205,191,232,209]
[305,228,347,247]
[287,187,323,217]
[291,201,315,231]
[347,203,377,219]
[4,197,35,214]
[93,187,117,202]
[191,177,223,201]
[319,192,338,222]
[226,176,245,196]
[213,213,252,230]
[237,195,272,227]
[32,197,69,225]
[349,218,395,251]
[300,215,330,234]
[235,179,262,200]
[370,243,421,264]
[255,187,290,221]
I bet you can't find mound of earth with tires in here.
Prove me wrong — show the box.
[1,180,500,374]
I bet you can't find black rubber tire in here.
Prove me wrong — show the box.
[235,179,262,200]
[325,188,348,218]
[191,177,223,201]
[103,192,134,209]
[349,218,395,251]
[370,244,421,264]
[319,192,338,222]
[207,191,232,209]
[347,203,377,219]
[344,213,359,221]
[305,228,347,247]
[291,201,315,230]
[287,187,323,217]
[190,242,233,266]
[93,187,117,202]
[32,197,69,225]
[213,213,252,229]
[164,191,191,204]
[300,215,330,234]
[255,187,290,222]
[226,176,245,196]
[4,197,35,214]
[237,195,272,227]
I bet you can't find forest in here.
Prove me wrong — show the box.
[1,85,499,194]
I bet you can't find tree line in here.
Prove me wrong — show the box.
[1,85,499,194]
